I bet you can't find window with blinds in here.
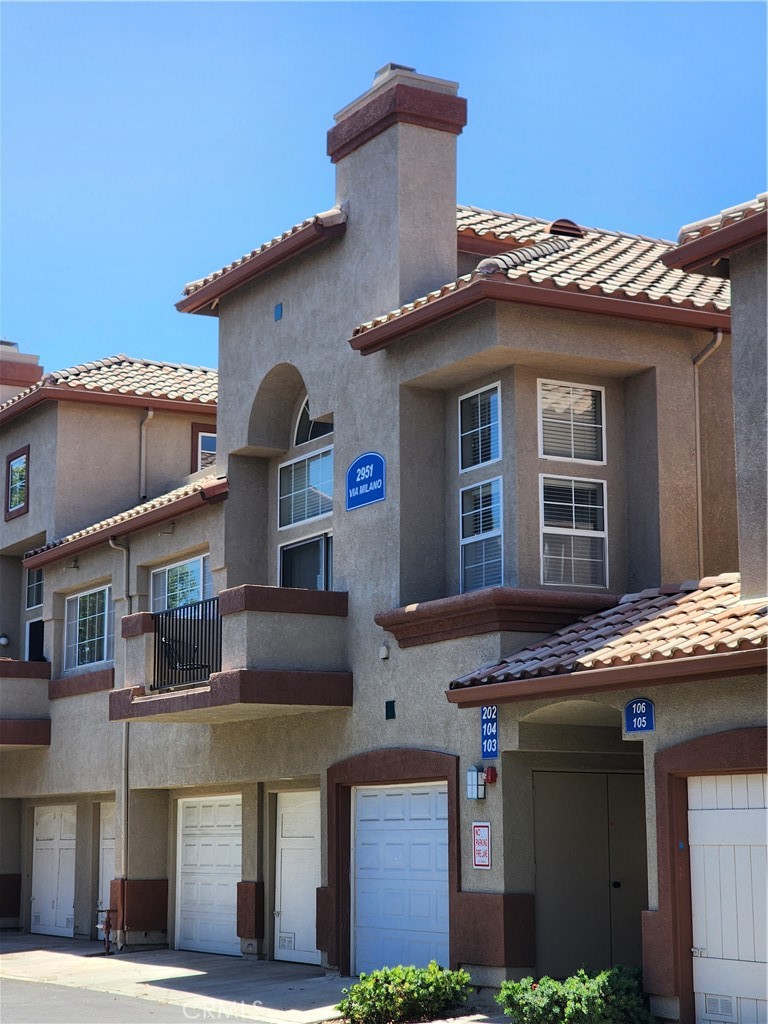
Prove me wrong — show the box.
[459,384,501,471]
[460,477,503,592]
[279,447,333,528]
[540,475,607,587]
[539,380,605,463]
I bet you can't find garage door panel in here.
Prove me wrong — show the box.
[354,783,448,973]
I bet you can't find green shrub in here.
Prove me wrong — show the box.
[337,960,473,1024]
[496,966,654,1024]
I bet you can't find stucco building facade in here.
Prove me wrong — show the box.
[1,67,765,1024]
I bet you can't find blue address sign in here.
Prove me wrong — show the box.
[481,705,499,759]
[346,452,386,511]
[624,698,655,733]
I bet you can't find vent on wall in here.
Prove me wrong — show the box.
[704,994,735,1020]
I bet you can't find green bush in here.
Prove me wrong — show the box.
[337,960,473,1024]
[496,966,654,1024]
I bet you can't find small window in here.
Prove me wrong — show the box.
[280,534,333,591]
[64,586,114,670]
[540,475,607,587]
[5,445,29,520]
[26,567,44,609]
[460,477,503,592]
[295,398,333,447]
[539,380,605,463]
[459,385,500,471]
[191,424,217,472]
[279,447,333,528]
[151,555,213,613]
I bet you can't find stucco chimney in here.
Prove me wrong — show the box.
[0,341,43,403]
[328,65,467,307]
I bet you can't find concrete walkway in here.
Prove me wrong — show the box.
[0,933,507,1024]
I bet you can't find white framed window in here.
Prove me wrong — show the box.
[460,477,503,593]
[459,384,501,472]
[279,533,333,591]
[294,398,333,447]
[26,567,44,609]
[279,446,333,528]
[64,586,114,670]
[538,379,605,464]
[540,475,607,587]
[5,446,29,520]
[198,433,216,470]
[151,555,212,612]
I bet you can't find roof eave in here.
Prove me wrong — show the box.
[176,219,348,315]
[0,386,217,427]
[445,647,766,707]
[349,276,731,355]
[662,214,768,274]
[22,478,228,569]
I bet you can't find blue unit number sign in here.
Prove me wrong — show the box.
[346,452,386,511]
[624,698,655,733]
[481,705,499,759]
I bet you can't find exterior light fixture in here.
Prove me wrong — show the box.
[0,634,9,647]
[466,765,486,800]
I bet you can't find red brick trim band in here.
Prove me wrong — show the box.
[662,213,768,274]
[376,587,616,648]
[453,891,535,967]
[49,667,114,700]
[237,881,264,940]
[327,84,467,164]
[0,719,50,746]
[109,669,353,721]
[121,612,154,638]
[446,648,767,707]
[349,277,730,356]
[0,362,43,388]
[219,585,348,618]
[0,659,51,679]
[641,727,767,1022]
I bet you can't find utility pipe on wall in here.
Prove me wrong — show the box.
[693,329,724,579]
[139,408,154,502]
[109,536,131,950]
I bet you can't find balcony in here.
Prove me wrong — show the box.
[110,585,352,724]
[0,659,51,748]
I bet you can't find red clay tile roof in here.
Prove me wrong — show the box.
[0,354,217,419]
[23,476,228,568]
[450,573,766,689]
[354,210,730,342]
[676,194,767,245]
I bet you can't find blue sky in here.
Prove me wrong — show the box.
[2,2,765,374]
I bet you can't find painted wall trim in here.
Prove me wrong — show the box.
[49,667,115,700]
[0,719,50,746]
[219,584,348,618]
[0,384,217,428]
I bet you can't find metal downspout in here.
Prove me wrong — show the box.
[109,536,130,950]
[693,329,724,579]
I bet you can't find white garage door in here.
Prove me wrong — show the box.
[31,804,76,937]
[688,774,767,1024]
[353,783,448,975]
[176,795,242,956]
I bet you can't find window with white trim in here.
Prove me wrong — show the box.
[197,432,216,470]
[151,555,213,612]
[460,477,503,592]
[64,586,114,670]
[539,380,605,463]
[540,475,607,587]
[26,567,43,609]
[294,398,333,446]
[279,447,333,528]
[280,533,333,591]
[459,384,500,471]
[5,446,29,519]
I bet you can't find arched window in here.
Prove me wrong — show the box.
[295,398,333,446]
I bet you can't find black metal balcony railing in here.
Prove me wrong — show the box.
[151,597,222,691]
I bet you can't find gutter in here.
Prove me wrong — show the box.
[23,478,228,569]
[445,647,767,707]
[349,277,731,356]
[108,535,131,938]
[661,213,768,274]
[0,385,216,428]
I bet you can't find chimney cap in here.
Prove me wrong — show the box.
[374,63,416,81]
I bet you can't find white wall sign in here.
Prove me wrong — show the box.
[472,821,491,869]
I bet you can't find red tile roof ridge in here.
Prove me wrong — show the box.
[458,204,679,246]
[677,193,767,244]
